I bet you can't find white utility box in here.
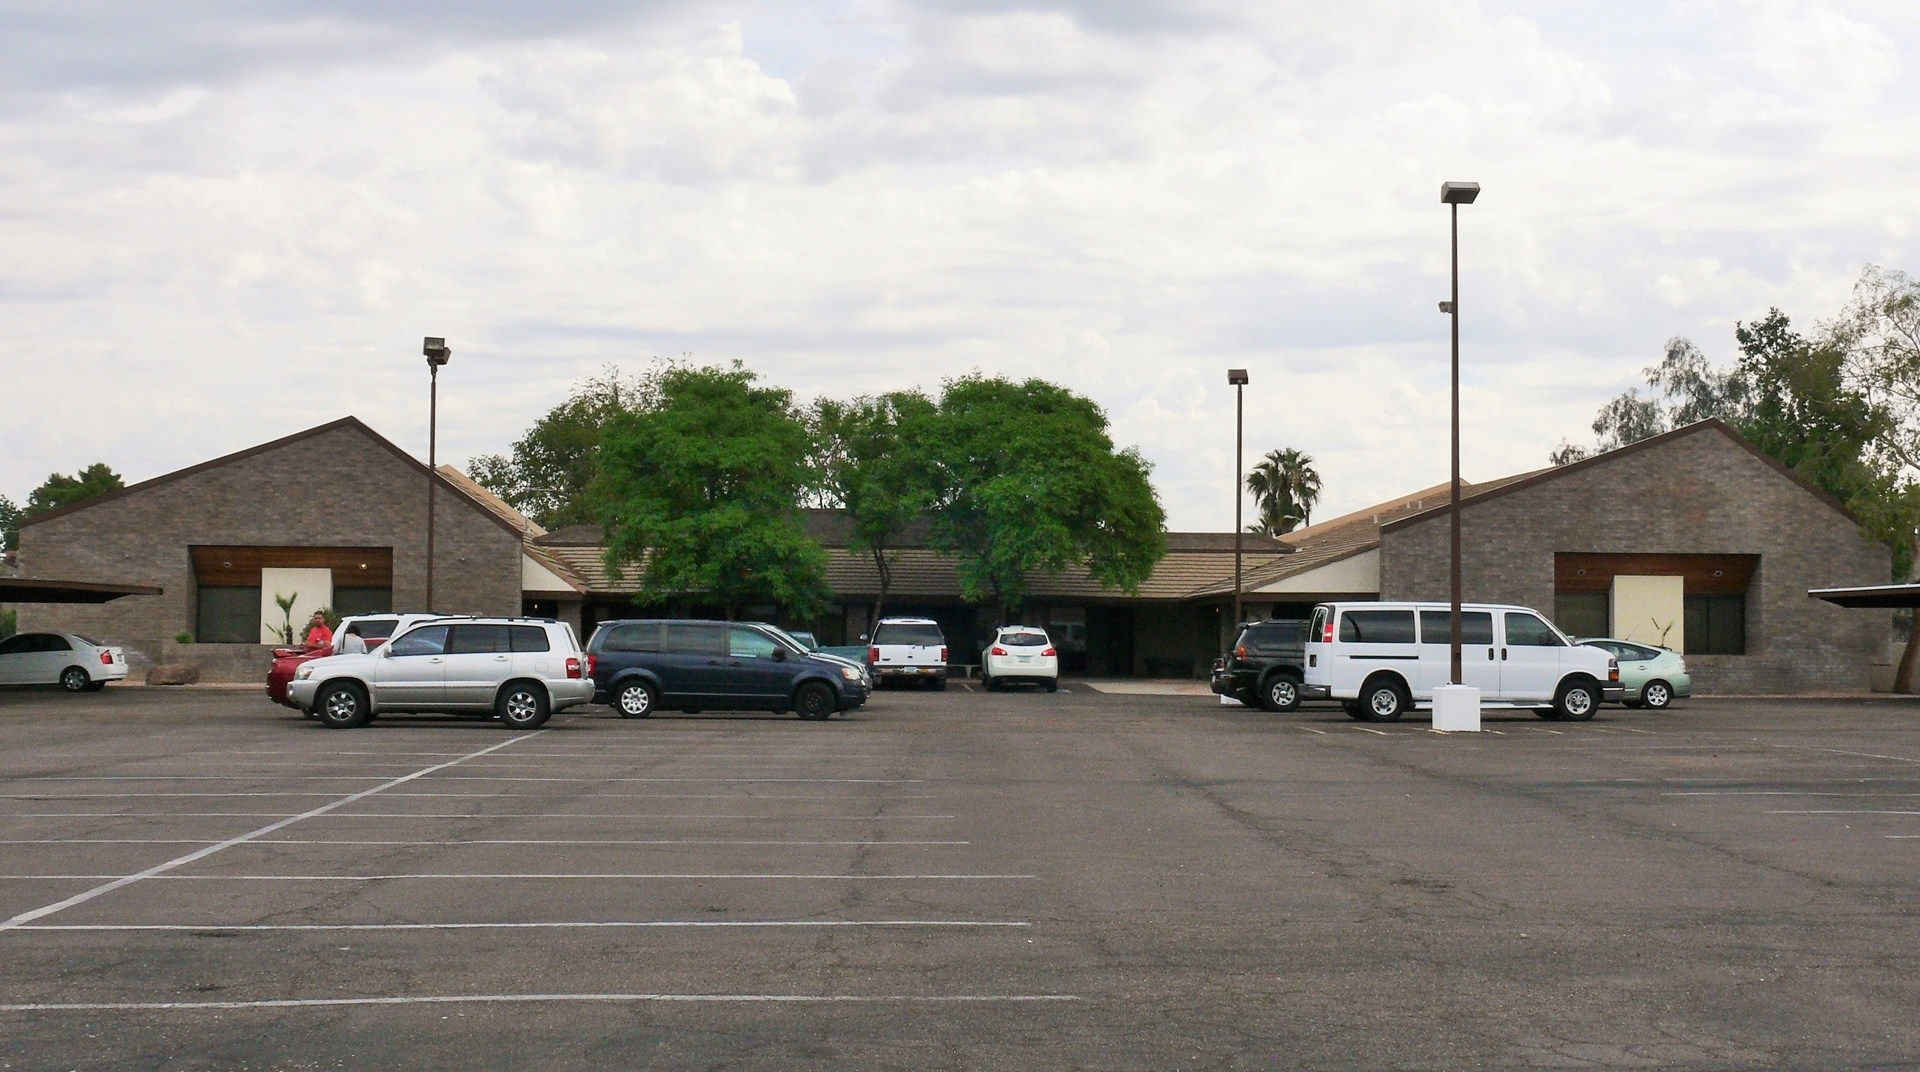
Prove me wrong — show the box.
[1431,684,1481,732]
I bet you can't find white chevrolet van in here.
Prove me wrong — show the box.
[1304,602,1621,722]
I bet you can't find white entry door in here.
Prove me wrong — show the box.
[1499,610,1566,702]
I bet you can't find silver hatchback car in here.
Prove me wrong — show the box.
[288,617,594,729]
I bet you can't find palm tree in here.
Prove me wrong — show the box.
[1245,448,1322,536]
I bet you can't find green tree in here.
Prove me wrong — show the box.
[592,363,829,619]
[1549,338,1750,465]
[469,365,663,529]
[812,391,938,625]
[1244,448,1322,536]
[0,494,18,554]
[922,375,1166,617]
[25,463,124,516]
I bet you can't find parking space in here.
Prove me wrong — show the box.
[1,686,1919,1068]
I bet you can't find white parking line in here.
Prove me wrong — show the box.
[12,920,1030,932]
[0,813,958,820]
[0,731,548,933]
[1663,791,1899,797]
[1773,746,1920,765]
[1,793,940,801]
[5,776,925,784]
[0,873,1032,881]
[0,992,1078,1012]
[0,839,968,848]
[1765,809,1920,816]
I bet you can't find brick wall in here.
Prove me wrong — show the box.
[16,423,523,672]
[1378,427,1889,693]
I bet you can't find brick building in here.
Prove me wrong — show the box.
[15,418,534,677]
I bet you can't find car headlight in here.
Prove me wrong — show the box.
[295,666,315,680]
[840,665,861,681]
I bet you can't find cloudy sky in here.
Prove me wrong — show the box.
[2,0,1916,530]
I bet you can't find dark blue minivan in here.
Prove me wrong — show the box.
[585,620,871,720]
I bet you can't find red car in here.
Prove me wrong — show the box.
[266,614,441,708]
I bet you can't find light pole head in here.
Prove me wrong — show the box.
[1227,369,1249,386]
[423,337,452,368]
[1440,181,1480,205]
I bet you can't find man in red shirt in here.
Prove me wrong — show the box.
[304,611,334,652]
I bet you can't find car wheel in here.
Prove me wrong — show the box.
[1621,699,1644,709]
[929,676,946,692]
[1045,679,1058,693]
[497,682,551,730]
[794,682,835,721]
[1555,679,1600,722]
[1641,680,1673,710]
[59,667,91,693]
[1260,673,1302,713]
[316,683,371,729]
[615,681,657,719]
[83,681,107,693]
[1343,701,1366,720]
[1534,708,1562,720]
[1358,677,1408,722]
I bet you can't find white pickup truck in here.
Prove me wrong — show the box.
[1304,601,1621,722]
[867,617,948,690]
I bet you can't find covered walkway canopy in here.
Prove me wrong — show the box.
[0,578,163,603]
[1808,583,1920,609]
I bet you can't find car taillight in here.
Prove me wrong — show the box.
[587,654,599,677]
[565,657,582,679]
[940,647,948,662]
[868,647,880,664]
[1608,658,1619,682]
[100,651,113,665]
[1042,647,1056,657]
[990,646,1008,656]
[1321,620,1334,643]
[1235,646,1247,659]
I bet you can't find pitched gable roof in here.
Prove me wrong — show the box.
[17,416,527,538]
[1377,418,1855,534]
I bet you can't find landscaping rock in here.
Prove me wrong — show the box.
[145,664,201,686]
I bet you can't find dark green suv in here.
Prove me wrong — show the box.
[1209,620,1320,711]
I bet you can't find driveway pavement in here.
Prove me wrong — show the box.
[0,686,1916,1069]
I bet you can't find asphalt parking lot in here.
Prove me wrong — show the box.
[1,685,1918,1070]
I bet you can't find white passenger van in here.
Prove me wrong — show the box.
[1304,602,1621,722]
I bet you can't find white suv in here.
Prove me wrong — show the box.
[982,627,1058,692]
[287,617,593,730]
[1304,602,1621,722]
[868,617,948,690]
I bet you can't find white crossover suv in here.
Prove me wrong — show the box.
[1304,602,1621,722]
[287,617,593,730]
[981,627,1059,692]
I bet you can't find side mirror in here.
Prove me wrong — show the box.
[859,633,869,643]
[772,647,788,662]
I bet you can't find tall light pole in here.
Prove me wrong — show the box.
[1228,368,1249,634]
[1439,182,1479,685]
[423,336,452,612]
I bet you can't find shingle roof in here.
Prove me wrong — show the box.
[436,465,545,539]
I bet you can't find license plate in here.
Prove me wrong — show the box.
[1017,656,1031,663]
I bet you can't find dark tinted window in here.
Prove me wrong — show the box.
[665,622,725,656]
[0,635,32,656]
[874,623,944,646]
[1000,631,1049,647]
[1505,612,1565,647]
[1420,611,1493,646]
[389,625,450,657]
[38,635,72,652]
[1245,622,1306,648]
[446,624,510,654]
[1685,594,1745,655]
[601,622,664,653]
[1339,610,1416,644]
[345,618,400,641]
[729,626,780,659]
[509,625,551,653]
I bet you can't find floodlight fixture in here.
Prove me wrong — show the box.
[1441,181,1480,205]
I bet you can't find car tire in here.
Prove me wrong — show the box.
[1358,676,1408,722]
[615,681,657,719]
[83,681,107,693]
[1641,680,1673,710]
[1045,679,1058,693]
[929,676,946,692]
[497,681,551,730]
[794,682,835,721]
[1621,699,1644,709]
[1555,679,1600,722]
[1534,708,1562,720]
[1343,701,1366,720]
[1259,673,1303,713]
[316,682,371,729]
[59,667,91,693]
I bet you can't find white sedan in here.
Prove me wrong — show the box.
[981,627,1059,692]
[0,632,128,692]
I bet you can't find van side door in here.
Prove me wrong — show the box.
[1418,610,1499,696]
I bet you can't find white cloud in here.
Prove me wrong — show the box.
[0,0,1915,534]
